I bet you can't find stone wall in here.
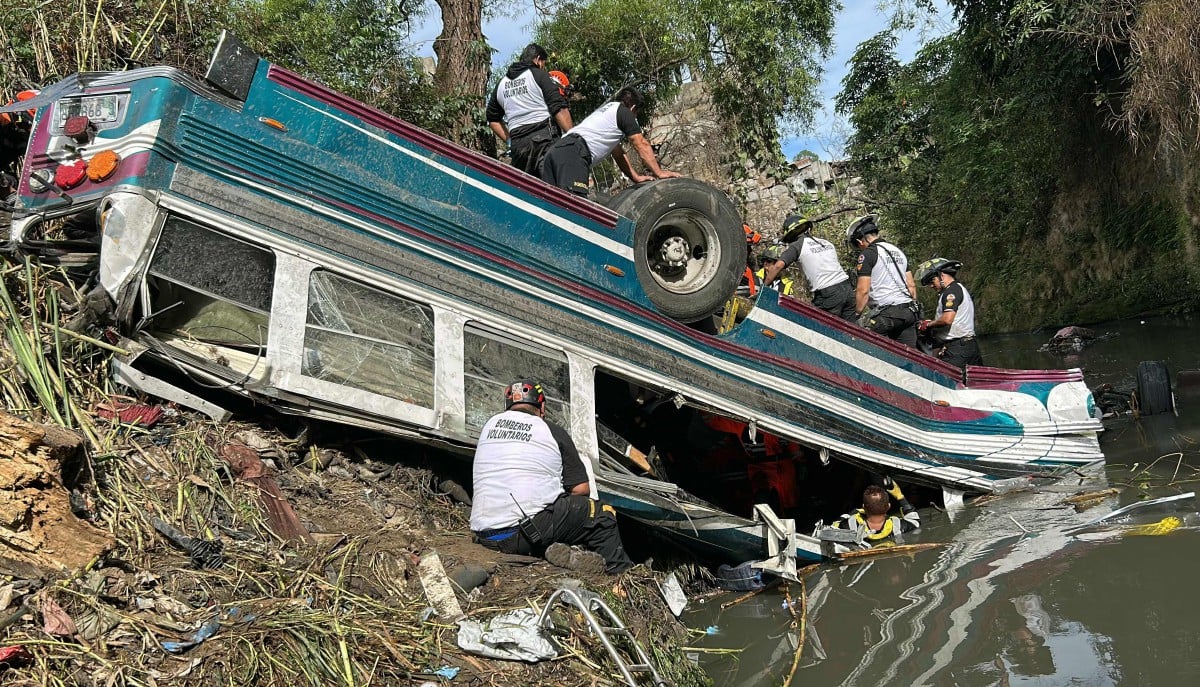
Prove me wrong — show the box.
[645,81,858,239]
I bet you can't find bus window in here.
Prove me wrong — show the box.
[463,325,570,431]
[144,217,272,355]
[303,270,436,407]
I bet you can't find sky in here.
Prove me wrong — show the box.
[408,1,952,162]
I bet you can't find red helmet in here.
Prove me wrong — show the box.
[548,70,572,97]
[504,379,545,410]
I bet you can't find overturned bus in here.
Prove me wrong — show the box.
[3,33,1103,567]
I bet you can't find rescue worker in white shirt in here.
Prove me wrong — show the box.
[541,87,679,196]
[831,477,920,547]
[846,214,921,347]
[485,43,573,176]
[470,379,634,574]
[915,257,984,368]
[759,214,855,319]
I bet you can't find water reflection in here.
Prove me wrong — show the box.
[688,315,1200,685]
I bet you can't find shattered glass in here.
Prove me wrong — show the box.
[464,327,570,431]
[303,271,435,406]
[145,218,273,347]
[149,217,274,311]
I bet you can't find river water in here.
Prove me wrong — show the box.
[686,314,1200,686]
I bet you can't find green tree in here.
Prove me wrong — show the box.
[532,0,837,166]
[835,0,1200,330]
[0,0,477,139]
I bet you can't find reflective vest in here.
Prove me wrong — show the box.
[834,509,905,545]
[755,267,795,296]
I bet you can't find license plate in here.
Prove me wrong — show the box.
[56,94,120,128]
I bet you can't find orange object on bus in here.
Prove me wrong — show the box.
[87,150,121,182]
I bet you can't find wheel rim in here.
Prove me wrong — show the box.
[642,208,724,295]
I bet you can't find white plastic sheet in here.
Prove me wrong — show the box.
[456,608,558,662]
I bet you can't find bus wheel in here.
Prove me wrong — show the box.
[606,178,744,323]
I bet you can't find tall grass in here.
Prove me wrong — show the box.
[0,258,108,447]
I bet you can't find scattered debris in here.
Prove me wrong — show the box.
[659,572,687,617]
[1125,516,1182,536]
[834,543,945,562]
[1092,383,1133,417]
[715,561,765,591]
[219,442,313,544]
[448,563,490,596]
[438,479,472,505]
[161,614,220,653]
[151,518,225,569]
[94,397,164,426]
[1039,325,1100,354]
[456,607,557,662]
[38,591,76,637]
[1066,491,1196,533]
[1059,488,1120,513]
[418,550,465,621]
[0,644,32,668]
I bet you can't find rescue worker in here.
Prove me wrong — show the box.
[1,90,38,197]
[916,257,984,368]
[548,70,573,99]
[485,43,573,176]
[754,244,795,296]
[832,477,920,547]
[760,214,853,318]
[740,224,762,297]
[540,87,679,196]
[846,214,920,347]
[470,379,634,574]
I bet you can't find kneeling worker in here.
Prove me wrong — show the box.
[470,379,634,574]
[759,214,855,319]
[915,257,984,369]
[832,477,920,547]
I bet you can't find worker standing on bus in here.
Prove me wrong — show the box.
[541,87,679,196]
[846,215,920,347]
[486,43,573,176]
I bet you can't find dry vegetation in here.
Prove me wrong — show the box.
[0,258,711,686]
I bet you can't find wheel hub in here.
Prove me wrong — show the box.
[659,236,690,268]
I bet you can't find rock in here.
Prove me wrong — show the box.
[448,564,490,595]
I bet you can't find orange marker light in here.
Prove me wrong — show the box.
[87,150,120,182]
[258,117,287,132]
[760,329,776,339]
[604,265,625,277]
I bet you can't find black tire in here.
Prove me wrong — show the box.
[605,178,744,323]
[1135,360,1174,415]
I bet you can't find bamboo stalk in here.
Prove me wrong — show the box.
[781,577,807,687]
[836,542,945,561]
[46,324,130,354]
[719,578,780,609]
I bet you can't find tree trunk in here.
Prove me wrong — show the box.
[0,410,114,578]
[432,0,492,152]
